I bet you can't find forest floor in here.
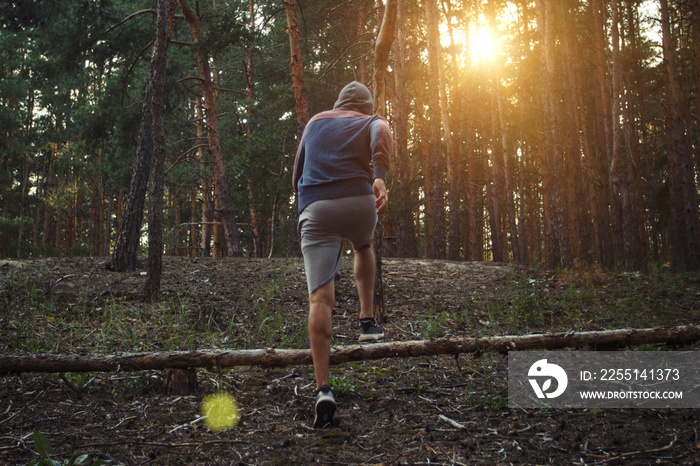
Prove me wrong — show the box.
[1,255,699,465]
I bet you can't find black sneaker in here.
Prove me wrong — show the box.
[313,385,336,428]
[359,318,384,341]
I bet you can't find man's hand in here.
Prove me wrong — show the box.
[373,178,388,215]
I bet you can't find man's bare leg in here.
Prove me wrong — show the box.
[308,281,335,390]
[353,244,375,320]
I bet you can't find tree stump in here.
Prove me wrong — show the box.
[163,368,197,395]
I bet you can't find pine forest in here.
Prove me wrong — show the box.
[2,0,700,273]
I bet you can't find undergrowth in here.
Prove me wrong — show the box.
[1,260,696,355]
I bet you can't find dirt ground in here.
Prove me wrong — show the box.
[1,256,699,465]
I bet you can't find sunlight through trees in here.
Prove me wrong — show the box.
[1,0,699,271]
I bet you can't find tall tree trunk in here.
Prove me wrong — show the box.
[610,0,644,270]
[693,1,700,155]
[197,99,213,257]
[425,0,446,259]
[179,0,242,257]
[109,10,167,270]
[463,10,483,262]
[91,150,105,256]
[440,51,460,261]
[659,0,700,271]
[42,145,56,255]
[621,0,646,269]
[284,0,308,258]
[590,0,615,268]
[245,0,262,258]
[393,0,417,258]
[496,85,519,263]
[354,0,372,83]
[537,0,571,268]
[371,0,396,323]
[189,185,198,257]
[558,0,592,265]
[487,108,504,263]
[372,0,396,116]
[609,0,625,268]
[18,159,30,258]
[144,0,173,301]
[414,90,435,257]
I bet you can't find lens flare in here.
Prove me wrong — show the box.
[201,392,240,431]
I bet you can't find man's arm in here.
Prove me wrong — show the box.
[292,141,305,193]
[373,177,388,214]
[369,117,392,180]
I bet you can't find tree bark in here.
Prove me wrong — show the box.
[197,99,213,257]
[371,0,396,323]
[144,0,174,302]
[536,0,571,268]
[659,0,700,271]
[424,0,446,259]
[372,0,396,116]
[393,0,417,258]
[245,0,262,258]
[284,0,308,258]
[559,0,592,265]
[496,86,519,264]
[3,325,699,373]
[110,2,171,272]
[590,0,615,268]
[179,0,243,257]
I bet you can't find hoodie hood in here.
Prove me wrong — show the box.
[333,81,374,115]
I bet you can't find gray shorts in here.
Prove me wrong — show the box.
[299,194,377,294]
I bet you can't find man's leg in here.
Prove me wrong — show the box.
[308,281,335,389]
[353,244,375,320]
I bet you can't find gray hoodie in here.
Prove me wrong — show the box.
[333,81,374,115]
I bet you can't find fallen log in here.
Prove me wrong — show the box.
[1,325,698,374]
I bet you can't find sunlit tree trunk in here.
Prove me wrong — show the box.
[372,0,396,116]
[462,9,483,262]
[536,0,571,268]
[496,84,519,264]
[372,0,396,322]
[414,90,435,257]
[354,0,372,83]
[425,0,446,259]
[284,0,308,257]
[487,102,504,262]
[557,0,592,265]
[179,0,242,257]
[440,53,460,261]
[393,0,417,258]
[660,0,700,271]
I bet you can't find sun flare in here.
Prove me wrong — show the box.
[470,26,496,61]
[440,22,498,66]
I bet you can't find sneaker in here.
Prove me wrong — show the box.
[359,318,384,341]
[313,385,336,428]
